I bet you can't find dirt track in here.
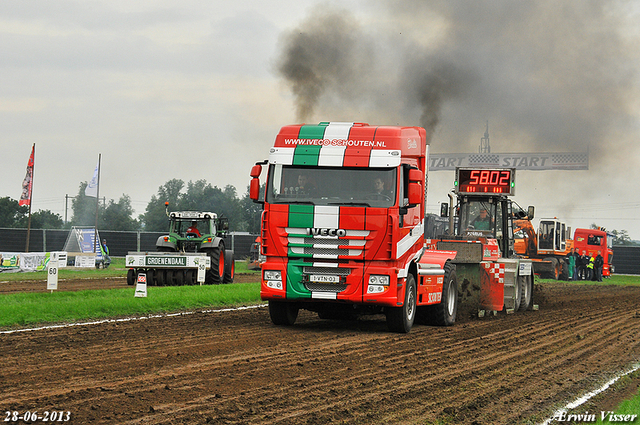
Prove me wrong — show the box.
[1,280,640,424]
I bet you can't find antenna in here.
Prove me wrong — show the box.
[479,121,490,153]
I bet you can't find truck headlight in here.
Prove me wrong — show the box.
[264,270,281,281]
[367,275,390,294]
[264,270,283,290]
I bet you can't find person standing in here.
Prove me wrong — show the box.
[567,248,576,281]
[586,254,595,281]
[594,251,604,282]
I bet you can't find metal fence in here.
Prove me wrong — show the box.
[2,228,638,275]
[611,246,640,275]
[0,228,258,260]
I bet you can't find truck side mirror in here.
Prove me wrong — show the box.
[250,164,262,178]
[405,167,423,208]
[249,162,264,202]
[527,206,535,220]
[250,178,261,201]
[440,203,449,218]
[407,182,421,206]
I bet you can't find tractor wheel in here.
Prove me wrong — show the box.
[518,274,534,311]
[223,250,235,283]
[127,269,136,286]
[205,247,225,284]
[386,274,417,333]
[514,275,523,310]
[268,300,299,326]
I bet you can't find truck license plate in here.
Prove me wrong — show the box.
[309,274,340,283]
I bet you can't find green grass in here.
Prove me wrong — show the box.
[0,282,263,329]
[0,257,263,329]
[594,370,640,424]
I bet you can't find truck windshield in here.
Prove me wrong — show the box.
[265,164,397,207]
[460,200,496,235]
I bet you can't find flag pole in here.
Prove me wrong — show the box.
[25,144,35,253]
[93,154,101,253]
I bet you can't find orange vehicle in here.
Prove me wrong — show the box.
[514,217,573,280]
[573,228,614,277]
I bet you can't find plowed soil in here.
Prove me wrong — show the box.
[1,280,640,425]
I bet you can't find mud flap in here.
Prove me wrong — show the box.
[479,262,505,311]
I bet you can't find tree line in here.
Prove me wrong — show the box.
[0,179,263,234]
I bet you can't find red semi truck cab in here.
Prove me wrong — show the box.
[573,228,614,277]
[249,122,457,332]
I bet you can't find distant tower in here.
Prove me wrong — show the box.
[479,121,490,153]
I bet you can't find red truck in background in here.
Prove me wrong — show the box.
[249,122,532,333]
[574,228,615,277]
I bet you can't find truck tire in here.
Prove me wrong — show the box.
[518,274,533,311]
[223,250,235,283]
[417,262,458,326]
[205,247,225,284]
[559,258,569,281]
[386,274,417,333]
[544,257,559,280]
[269,300,299,326]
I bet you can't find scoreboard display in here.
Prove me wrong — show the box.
[455,168,515,196]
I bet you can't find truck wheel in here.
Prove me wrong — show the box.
[386,274,417,333]
[422,263,458,326]
[518,274,533,311]
[127,269,136,286]
[269,300,299,326]
[559,258,569,281]
[205,247,225,284]
[223,250,235,283]
[544,257,559,280]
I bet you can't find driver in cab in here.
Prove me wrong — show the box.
[471,208,492,230]
[372,177,392,200]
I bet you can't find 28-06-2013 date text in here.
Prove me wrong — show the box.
[4,411,71,423]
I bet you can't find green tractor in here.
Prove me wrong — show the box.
[154,208,235,285]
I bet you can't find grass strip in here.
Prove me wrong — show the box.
[0,282,262,329]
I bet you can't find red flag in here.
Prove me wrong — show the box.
[19,145,35,206]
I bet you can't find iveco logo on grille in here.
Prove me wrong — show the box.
[307,228,347,237]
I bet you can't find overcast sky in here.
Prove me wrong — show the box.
[2,0,640,239]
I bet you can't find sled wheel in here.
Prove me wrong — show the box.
[127,269,136,286]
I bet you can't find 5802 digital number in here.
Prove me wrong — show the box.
[4,411,71,422]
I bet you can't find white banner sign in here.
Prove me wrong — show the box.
[429,152,588,171]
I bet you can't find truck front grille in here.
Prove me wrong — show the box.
[304,283,348,293]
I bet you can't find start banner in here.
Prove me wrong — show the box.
[429,152,588,171]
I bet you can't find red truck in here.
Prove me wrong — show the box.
[573,228,615,277]
[249,122,530,332]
